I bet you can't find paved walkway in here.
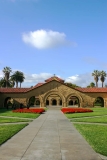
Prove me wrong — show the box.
[0,108,103,160]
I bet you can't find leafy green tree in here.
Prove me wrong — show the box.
[11,71,25,88]
[92,70,100,87]
[100,71,107,88]
[2,66,12,88]
[65,82,81,88]
[18,72,25,88]
[87,82,95,88]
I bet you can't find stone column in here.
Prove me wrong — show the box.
[104,99,107,108]
[63,101,67,108]
[49,99,52,106]
[57,99,60,106]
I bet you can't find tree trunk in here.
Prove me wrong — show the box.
[102,82,103,88]
[16,81,18,88]
[20,82,21,88]
[96,81,97,87]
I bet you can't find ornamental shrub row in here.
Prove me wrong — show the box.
[61,108,93,114]
[13,108,45,114]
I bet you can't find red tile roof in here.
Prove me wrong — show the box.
[27,83,44,91]
[45,76,64,83]
[0,88,29,93]
[34,83,44,88]
[0,77,107,93]
[76,87,107,92]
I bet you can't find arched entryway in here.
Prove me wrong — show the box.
[35,99,40,105]
[52,99,57,105]
[29,96,35,106]
[44,91,65,107]
[4,97,13,109]
[28,96,41,107]
[94,97,104,107]
[67,95,81,108]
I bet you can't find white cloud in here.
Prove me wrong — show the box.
[65,73,104,87]
[22,29,76,49]
[0,70,3,79]
[23,73,53,87]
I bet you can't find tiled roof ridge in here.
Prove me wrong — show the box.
[45,76,64,83]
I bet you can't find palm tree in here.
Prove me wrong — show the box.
[0,78,6,87]
[92,70,100,87]
[2,67,12,88]
[100,71,107,87]
[11,71,25,88]
[0,78,15,88]
[18,72,25,88]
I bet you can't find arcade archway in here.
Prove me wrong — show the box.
[94,97,104,107]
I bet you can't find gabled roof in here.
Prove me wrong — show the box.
[45,76,64,83]
[34,83,45,88]
[76,87,107,93]
[27,83,45,92]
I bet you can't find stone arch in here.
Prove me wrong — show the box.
[94,97,104,107]
[66,93,83,107]
[26,95,43,107]
[43,90,65,107]
[4,97,13,109]
[28,96,35,106]
[35,99,40,105]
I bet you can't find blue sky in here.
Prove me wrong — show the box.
[0,0,107,87]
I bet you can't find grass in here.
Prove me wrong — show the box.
[71,116,107,123]
[74,124,107,156]
[65,108,107,119]
[0,124,28,145]
[0,108,41,145]
[0,109,40,119]
[64,108,107,156]
[0,117,32,123]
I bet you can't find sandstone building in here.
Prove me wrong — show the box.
[0,76,107,108]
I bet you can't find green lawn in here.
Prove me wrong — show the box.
[0,124,28,145]
[0,109,40,119]
[74,124,107,156]
[0,117,32,123]
[71,116,107,123]
[0,109,41,145]
[64,108,107,156]
[65,108,107,119]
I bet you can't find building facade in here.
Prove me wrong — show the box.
[0,76,107,108]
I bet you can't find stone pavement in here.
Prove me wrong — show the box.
[0,108,103,160]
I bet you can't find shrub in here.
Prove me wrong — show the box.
[61,108,93,114]
[13,108,45,114]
